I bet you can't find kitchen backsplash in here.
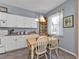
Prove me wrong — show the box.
[0,28,37,36]
[10,28,37,35]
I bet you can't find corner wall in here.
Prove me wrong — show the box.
[46,0,76,53]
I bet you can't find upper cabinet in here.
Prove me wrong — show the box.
[0,12,37,28]
[16,15,25,28]
[23,17,30,28]
[7,14,17,27]
[16,15,37,28]
[0,12,7,21]
[23,17,37,28]
[0,12,7,27]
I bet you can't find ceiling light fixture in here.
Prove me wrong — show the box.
[39,16,46,22]
[35,18,39,22]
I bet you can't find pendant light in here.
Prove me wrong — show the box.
[39,16,46,22]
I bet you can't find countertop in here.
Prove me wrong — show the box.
[5,33,39,36]
[5,34,29,36]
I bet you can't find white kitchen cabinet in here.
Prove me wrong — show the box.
[0,12,7,21]
[0,12,7,27]
[0,37,5,47]
[0,47,5,53]
[23,17,37,28]
[23,17,27,27]
[0,20,7,27]
[7,14,17,27]
[0,12,17,27]
[29,18,37,28]
[5,35,27,52]
[16,16,25,27]
[23,36,28,47]
[0,12,2,20]
[16,36,27,49]
[0,37,6,53]
[0,12,37,28]
[21,17,31,28]
[5,36,17,52]
[23,17,29,28]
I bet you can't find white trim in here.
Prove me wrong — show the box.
[59,47,77,57]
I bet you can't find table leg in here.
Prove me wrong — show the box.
[31,46,34,59]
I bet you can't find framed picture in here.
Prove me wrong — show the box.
[0,6,8,13]
[63,15,74,28]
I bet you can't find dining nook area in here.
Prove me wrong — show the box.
[27,34,59,59]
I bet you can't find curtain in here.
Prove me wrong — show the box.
[48,10,63,36]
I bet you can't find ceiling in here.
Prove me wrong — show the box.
[0,0,67,14]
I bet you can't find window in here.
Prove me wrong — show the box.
[48,11,63,36]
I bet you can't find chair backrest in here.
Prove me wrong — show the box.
[36,36,48,52]
[27,35,36,47]
[28,34,39,39]
[49,37,58,48]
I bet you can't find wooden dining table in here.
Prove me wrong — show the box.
[27,38,37,59]
[27,36,59,59]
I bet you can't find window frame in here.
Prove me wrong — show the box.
[48,11,63,36]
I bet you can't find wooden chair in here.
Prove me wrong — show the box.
[35,36,48,59]
[48,37,59,59]
[27,38,32,59]
[27,35,37,59]
[28,34,39,39]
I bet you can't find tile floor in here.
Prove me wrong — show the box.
[0,48,76,59]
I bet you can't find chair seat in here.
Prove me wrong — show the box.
[36,50,47,55]
[48,47,58,50]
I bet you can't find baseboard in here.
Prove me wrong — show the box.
[59,47,77,57]
[4,47,27,54]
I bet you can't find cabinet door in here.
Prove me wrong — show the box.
[16,16,24,27]
[0,37,5,47]
[5,36,17,52]
[7,14,17,27]
[23,18,29,28]
[0,12,7,27]
[0,47,5,53]
[0,37,5,53]
[29,18,37,28]
[0,20,7,27]
[23,36,28,47]
[0,12,7,21]
[23,17,37,28]
[17,36,26,49]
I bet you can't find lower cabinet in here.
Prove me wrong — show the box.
[5,36,17,52]
[5,36,27,52]
[0,37,6,53]
[16,36,27,49]
[0,47,5,53]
